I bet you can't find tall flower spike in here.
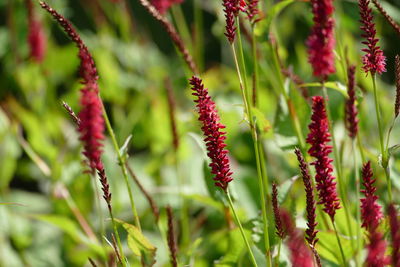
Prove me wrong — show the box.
[359,0,386,75]
[395,55,400,118]
[295,148,318,246]
[190,76,233,191]
[40,2,110,206]
[306,96,340,220]
[307,0,336,79]
[223,0,239,43]
[26,0,46,62]
[360,161,383,230]
[345,65,359,139]
[151,0,184,15]
[388,204,400,267]
[360,161,389,266]
[272,183,285,238]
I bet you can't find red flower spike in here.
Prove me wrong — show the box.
[306,96,340,220]
[388,204,400,267]
[245,0,259,24]
[345,65,359,139]
[223,0,239,43]
[40,1,104,174]
[307,0,336,79]
[287,229,314,267]
[359,0,386,75]
[295,148,318,246]
[151,0,184,14]
[360,161,389,266]
[360,161,383,230]
[190,76,233,191]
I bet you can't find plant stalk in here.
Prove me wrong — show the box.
[371,74,392,202]
[226,191,258,267]
[100,101,142,231]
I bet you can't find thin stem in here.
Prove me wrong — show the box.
[193,0,204,72]
[371,74,392,201]
[109,207,126,266]
[371,75,385,155]
[270,39,306,153]
[352,140,361,267]
[230,43,272,266]
[171,5,193,54]
[332,220,347,267]
[356,134,366,163]
[251,26,259,108]
[322,86,355,258]
[275,240,281,267]
[226,191,258,267]
[235,17,249,99]
[100,101,142,231]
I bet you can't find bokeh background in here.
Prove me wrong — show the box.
[1,0,400,266]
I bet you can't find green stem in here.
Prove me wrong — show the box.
[270,39,306,153]
[230,43,272,266]
[351,140,361,267]
[226,191,258,267]
[251,26,259,108]
[101,101,142,231]
[371,74,392,202]
[356,134,366,163]
[322,86,355,258]
[235,17,250,100]
[332,220,347,267]
[171,5,192,54]
[275,240,281,267]
[109,207,126,266]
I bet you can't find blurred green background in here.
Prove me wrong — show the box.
[1,0,400,266]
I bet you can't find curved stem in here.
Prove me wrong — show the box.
[230,43,272,266]
[251,26,259,108]
[101,101,142,231]
[332,220,347,267]
[371,74,392,202]
[226,191,258,267]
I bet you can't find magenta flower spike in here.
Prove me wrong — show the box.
[360,161,389,266]
[307,96,340,220]
[190,76,233,191]
[223,0,239,43]
[295,148,318,246]
[307,0,336,79]
[359,0,386,75]
[40,1,111,207]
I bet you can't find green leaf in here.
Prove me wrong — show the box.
[317,230,352,264]
[115,219,156,266]
[215,228,247,266]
